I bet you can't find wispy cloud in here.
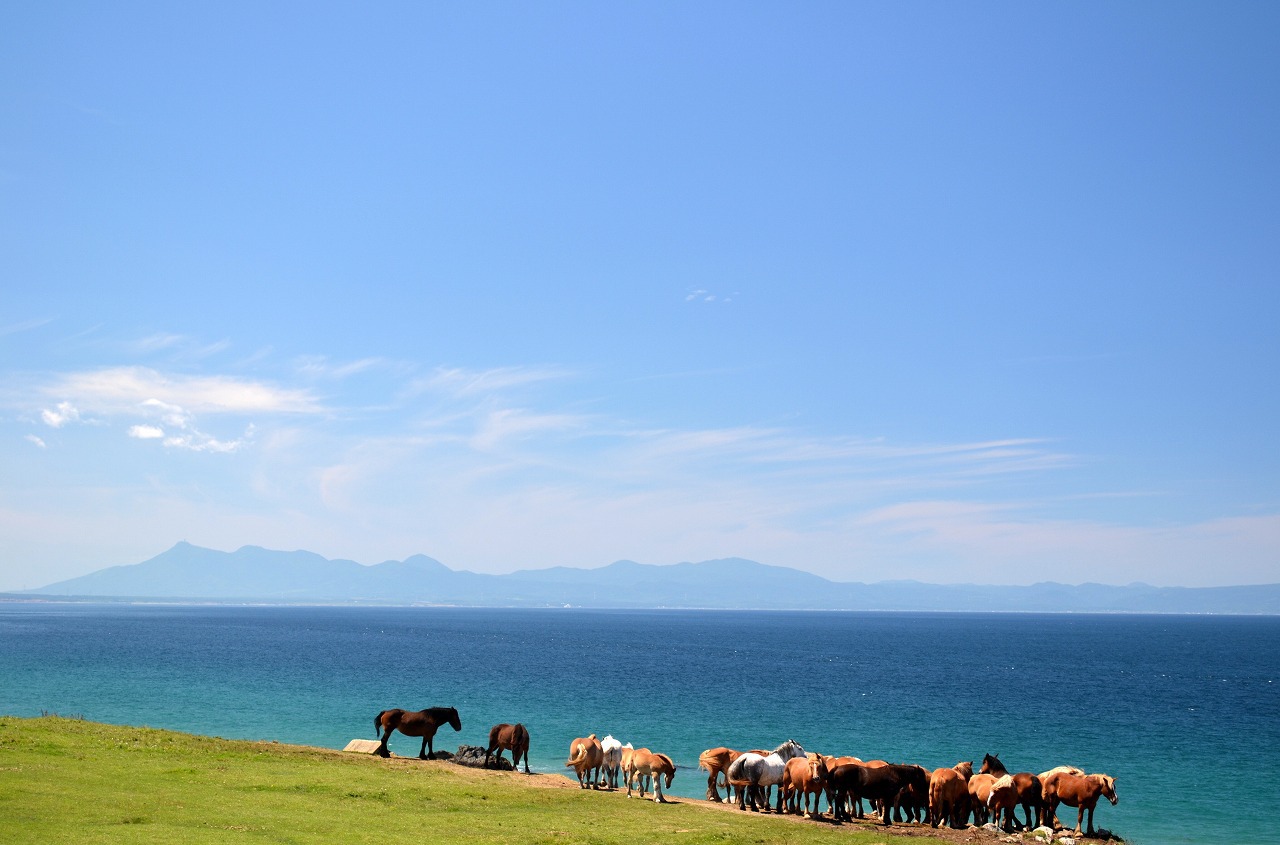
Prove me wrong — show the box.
[0,318,54,337]
[24,434,46,448]
[295,356,393,380]
[45,367,321,415]
[685,288,739,303]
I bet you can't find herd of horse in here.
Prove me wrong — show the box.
[371,705,1118,838]
[699,745,1118,838]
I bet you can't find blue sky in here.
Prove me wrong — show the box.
[3,2,1277,590]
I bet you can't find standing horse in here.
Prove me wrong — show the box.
[600,735,623,788]
[626,748,677,803]
[827,762,929,826]
[782,754,828,817]
[979,753,1043,830]
[727,739,806,813]
[929,761,972,829]
[1041,772,1118,837]
[484,723,531,773]
[373,707,461,759]
[698,746,742,802]
[565,734,604,789]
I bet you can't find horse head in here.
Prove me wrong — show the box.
[1098,774,1119,805]
[773,739,805,761]
[447,708,462,732]
[980,752,1003,775]
[660,754,676,788]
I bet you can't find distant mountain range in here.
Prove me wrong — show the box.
[13,542,1280,614]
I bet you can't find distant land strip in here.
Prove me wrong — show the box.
[11,542,1279,614]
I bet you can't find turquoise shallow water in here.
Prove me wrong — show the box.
[2,604,1276,844]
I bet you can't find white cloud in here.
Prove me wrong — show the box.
[128,425,165,439]
[25,434,46,448]
[45,367,322,415]
[41,401,80,428]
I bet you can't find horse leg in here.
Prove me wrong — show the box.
[419,736,430,760]
[706,770,720,802]
[1084,803,1095,837]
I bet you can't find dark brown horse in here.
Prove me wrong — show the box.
[484,723,531,773]
[373,707,461,759]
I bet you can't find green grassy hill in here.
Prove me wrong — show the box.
[0,716,938,845]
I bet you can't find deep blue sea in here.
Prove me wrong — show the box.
[2,605,1276,844]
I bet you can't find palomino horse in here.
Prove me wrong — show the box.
[565,734,604,789]
[484,723,530,773]
[373,707,461,759]
[726,739,806,813]
[626,748,676,803]
[697,746,742,802]
[979,753,1042,830]
[1041,771,1118,837]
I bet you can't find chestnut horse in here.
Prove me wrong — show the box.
[1041,772,1118,837]
[929,761,972,829]
[565,734,604,789]
[484,722,530,773]
[626,748,676,802]
[373,706,461,759]
[782,754,828,817]
[697,746,742,802]
[979,753,1042,830]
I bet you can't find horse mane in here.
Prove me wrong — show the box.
[771,739,803,758]
[990,774,1014,791]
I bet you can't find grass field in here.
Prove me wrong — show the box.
[0,716,953,845]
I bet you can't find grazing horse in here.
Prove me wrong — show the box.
[827,762,930,826]
[484,723,530,773]
[697,746,742,802]
[979,753,1043,830]
[782,754,828,817]
[626,748,676,803]
[727,739,806,813]
[565,734,604,789]
[600,735,623,789]
[373,707,461,759]
[1042,772,1118,837]
[929,761,972,829]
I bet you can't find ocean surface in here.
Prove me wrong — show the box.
[1,604,1276,844]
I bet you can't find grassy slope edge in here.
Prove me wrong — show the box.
[1,716,949,845]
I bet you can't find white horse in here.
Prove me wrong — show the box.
[727,739,806,812]
[599,734,623,788]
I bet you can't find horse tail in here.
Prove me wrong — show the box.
[374,710,391,737]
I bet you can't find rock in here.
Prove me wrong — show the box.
[450,744,513,770]
[342,739,383,754]
[1059,838,1075,845]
